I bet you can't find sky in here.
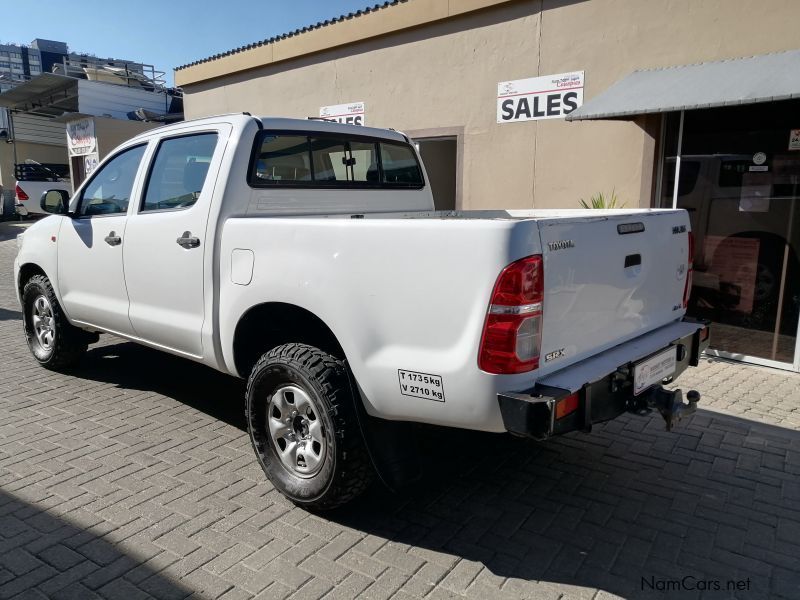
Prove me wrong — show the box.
[0,0,376,86]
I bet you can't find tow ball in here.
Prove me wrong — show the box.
[645,386,700,431]
[628,385,700,431]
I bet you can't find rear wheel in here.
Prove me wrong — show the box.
[22,274,87,369]
[245,343,373,510]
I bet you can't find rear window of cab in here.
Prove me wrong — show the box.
[248,130,424,189]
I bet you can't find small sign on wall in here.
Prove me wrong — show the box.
[789,128,800,151]
[319,102,365,126]
[66,117,96,156]
[84,153,99,177]
[497,71,584,123]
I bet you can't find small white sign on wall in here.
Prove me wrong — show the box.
[789,128,800,151]
[319,102,366,126]
[497,71,584,123]
[66,117,96,156]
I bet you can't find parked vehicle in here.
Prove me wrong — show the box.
[14,161,71,218]
[14,115,709,509]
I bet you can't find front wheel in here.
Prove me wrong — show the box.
[22,274,87,370]
[245,343,373,510]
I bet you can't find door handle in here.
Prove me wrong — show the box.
[625,253,641,268]
[104,232,121,246]
[176,231,201,249]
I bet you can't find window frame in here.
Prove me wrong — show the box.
[74,143,148,219]
[247,129,425,190]
[138,131,220,215]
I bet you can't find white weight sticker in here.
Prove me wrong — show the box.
[398,370,445,402]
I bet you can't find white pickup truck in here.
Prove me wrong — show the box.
[14,114,709,509]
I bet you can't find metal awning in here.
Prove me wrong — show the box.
[567,49,800,121]
[0,73,79,117]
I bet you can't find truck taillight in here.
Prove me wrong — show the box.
[15,185,29,201]
[683,231,694,309]
[479,255,543,374]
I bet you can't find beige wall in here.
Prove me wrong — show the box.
[180,0,800,210]
[94,117,158,158]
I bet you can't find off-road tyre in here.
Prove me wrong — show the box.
[245,343,373,510]
[22,274,87,370]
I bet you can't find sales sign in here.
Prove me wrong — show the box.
[319,102,366,126]
[497,71,584,123]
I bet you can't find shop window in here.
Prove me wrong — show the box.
[660,100,800,365]
[661,159,701,203]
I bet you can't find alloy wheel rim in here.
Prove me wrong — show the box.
[31,295,55,352]
[267,385,327,478]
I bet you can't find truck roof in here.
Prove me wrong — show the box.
[128,113,409,144]
[259,117,409,143]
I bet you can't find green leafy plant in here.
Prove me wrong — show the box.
[579,190,625,209]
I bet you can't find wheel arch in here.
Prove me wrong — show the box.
[232,302,347,379]
[17,262,49,296]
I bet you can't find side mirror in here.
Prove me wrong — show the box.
[40,189,70,215]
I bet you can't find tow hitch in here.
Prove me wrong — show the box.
[636,386,700,431]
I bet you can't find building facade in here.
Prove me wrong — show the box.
[0,38,149,93]
[0,42,42,92]
[175,0,800,371]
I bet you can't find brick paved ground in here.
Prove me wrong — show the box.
[1,220,799,600]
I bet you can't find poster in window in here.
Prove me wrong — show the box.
[703,235,760,314]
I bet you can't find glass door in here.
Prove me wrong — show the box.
[660,100,800,370]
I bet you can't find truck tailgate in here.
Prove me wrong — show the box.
[537,210,691,375]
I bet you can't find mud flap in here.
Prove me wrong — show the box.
[345,363,422,492]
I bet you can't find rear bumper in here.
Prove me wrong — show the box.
[15,202,29,216]
[498,318,710,440]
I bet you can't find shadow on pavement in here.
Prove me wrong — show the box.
[0,307,21,321]
[0,488,193,599]
[81,340,246,430]
[74,339,800,600]
[0,221,29,243]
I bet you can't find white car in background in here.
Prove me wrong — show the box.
[14,161,71,218]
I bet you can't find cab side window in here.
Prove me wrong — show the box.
[250,131,423,189]
[77,145,146,217]
[141,133,218,212]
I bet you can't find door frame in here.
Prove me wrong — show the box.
[404,126,464,210]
